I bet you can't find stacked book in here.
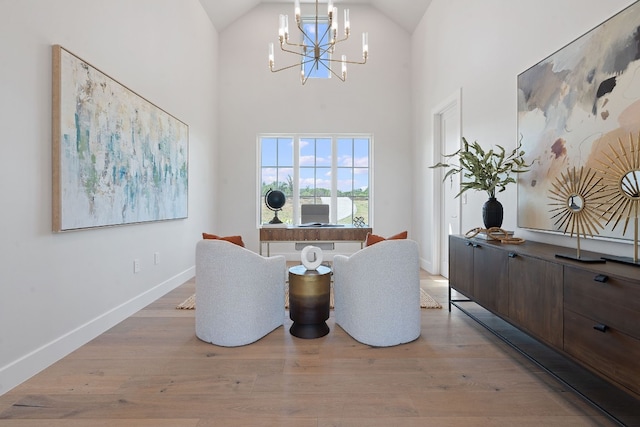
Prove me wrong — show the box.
[475,229,514,240]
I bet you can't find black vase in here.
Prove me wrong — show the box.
[482,197,504,229]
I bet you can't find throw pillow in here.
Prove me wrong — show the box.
[364,230,408,247]
[202,232,245,247]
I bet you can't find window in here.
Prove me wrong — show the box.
[301,18,331,80]
[260,137,294,223]
[259,135,371,226]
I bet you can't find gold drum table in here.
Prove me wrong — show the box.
[288,265,332,339]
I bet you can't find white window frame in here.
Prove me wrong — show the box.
[257,133,373,227]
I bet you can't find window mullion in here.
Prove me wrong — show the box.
[331,137,338,224]
[293,136,300,224]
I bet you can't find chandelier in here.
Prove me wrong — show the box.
[268,0,369,85]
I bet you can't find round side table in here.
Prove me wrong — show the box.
[288,264,331,339]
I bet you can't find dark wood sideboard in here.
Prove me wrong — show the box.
[448,235,640,402]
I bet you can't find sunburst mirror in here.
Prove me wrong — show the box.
[548,166,607,262]
[596,133,640,266]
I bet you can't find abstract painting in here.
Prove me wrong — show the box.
[52,45,188,231]
[517,1,640,241]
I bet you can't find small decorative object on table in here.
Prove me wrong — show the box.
[465,227,524,244]
[353,216,365,228]
[300,245,323,270]
[596,134,640,266]
[548,166,607,263]
[430,137,530,228]
[264,188,286,224]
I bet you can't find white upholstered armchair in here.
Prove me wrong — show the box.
[333,239,421,347]
[195,239,286,347]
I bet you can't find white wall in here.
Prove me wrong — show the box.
[216,3,414,257]
[0,0,218,394]
[413,0,637,273]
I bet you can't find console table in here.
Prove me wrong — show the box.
[259,226,371,256]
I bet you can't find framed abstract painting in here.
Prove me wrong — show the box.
[52,45,188,232]
[517,1,640,241]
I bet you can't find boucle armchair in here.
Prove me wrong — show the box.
[333,239,421,347]
[195,239,286,347]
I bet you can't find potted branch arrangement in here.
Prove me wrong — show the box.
[430,137,530,229]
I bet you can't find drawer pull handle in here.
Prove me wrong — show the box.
[593,324,608,333]
[466,241,473,246]
[593,274,609,283]
[472,243,480,248]
[508,252,517,258]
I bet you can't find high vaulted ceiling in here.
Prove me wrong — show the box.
[199,0,433,33]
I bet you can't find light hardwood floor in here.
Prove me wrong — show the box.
[0,271,621,426]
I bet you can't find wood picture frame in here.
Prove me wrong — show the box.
[52,45,188,232]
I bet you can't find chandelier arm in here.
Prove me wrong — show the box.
[271,57,317,73]
[314,37,347,57]
[320,22,332,44]
[317,43,336,57]
[327,57,367,65]
[328,68,346,81]
[293,22,318,48]
[270,62,305,73]
[283,41,312,50]
[285,32,313,49]
[316,59,346,82]
[279,44,310,56]
[328,33,350,45]
[314,42,367,64]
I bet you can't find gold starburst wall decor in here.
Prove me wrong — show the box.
[596,133,640,266]
[548,166,607,262]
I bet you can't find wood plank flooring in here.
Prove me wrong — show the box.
[0,271,625,426]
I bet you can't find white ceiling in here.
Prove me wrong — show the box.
[198,0,433,33]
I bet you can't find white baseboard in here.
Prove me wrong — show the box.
[420,257,435,275]
[0,267,194,396]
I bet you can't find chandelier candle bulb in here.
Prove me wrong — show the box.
[294,0,300,22]
[278,14,286,41]
[332,7,338,40]
[269,43,274,68]
[344,9,350,34]
[284,15,289,40]
[328,0,333,16]
[342,55,347,79]
[362,32,369,58]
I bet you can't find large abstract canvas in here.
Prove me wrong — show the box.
[517,1,640,241]
[52,45,188,232]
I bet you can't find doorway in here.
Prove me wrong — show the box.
[432,90,461,277]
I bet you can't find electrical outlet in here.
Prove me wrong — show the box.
[134,259,141,273]
[154,252,160,265]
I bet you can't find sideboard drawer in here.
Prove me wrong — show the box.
[564,266,640,339]
[564,309,640,396]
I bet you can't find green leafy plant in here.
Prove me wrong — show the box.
[430,137,530,199]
